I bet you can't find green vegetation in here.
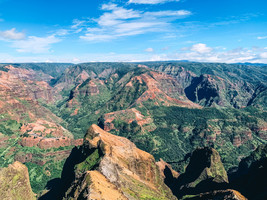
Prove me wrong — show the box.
[0,66,9,72]
[10,63,72,78]
[0,119,21,136]
[25,160,65,193]
[121,173,173,200]
[111,104,266,172]
[0,140,74,194]
[74,148,101,173]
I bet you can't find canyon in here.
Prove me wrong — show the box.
[0,62,266,199]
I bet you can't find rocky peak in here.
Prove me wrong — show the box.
[43,124,177,200]
[82,124,176,199]
[185,147,228,184]
[172,147,229,198]
[0,161,36,200]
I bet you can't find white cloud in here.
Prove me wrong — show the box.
[0,28,25,40]
[12,35,61,53]
[145,47,154,52]
[52,21,85,37]
[71,19,86,29]
[129,0,179,4]
[55,29,69,36]
[176,45,267,63]
[80,33,115,41]
[190,43,213,54]
[101,3,117,10]
[260,52,267,59]
[80,3,191,42]
[72,57,81,63]
[0,46,266,63]
[257,36,267,40]
[98,4,141,27]
[145,10,191,17]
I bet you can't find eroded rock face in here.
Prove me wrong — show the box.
[0,65,55,103]
[150,63,262,109]
[172,147,229,198]
[19,136,83,149]
[0,161,36,200]
[129,71,201,108]
[0,65,75,151]
[61,124,177,200]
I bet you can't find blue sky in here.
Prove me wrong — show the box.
[0,0,266,63]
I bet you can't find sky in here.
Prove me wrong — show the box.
[0,0,266,63]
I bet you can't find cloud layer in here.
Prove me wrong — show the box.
[12,35,60,53]
[79,3,191,42]
[1,43,266,63]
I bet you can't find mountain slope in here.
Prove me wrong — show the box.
[0,65,81,195]
[146,62,267,109]
[41,124,177,200]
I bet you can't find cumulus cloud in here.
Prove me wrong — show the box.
[145,47,154,52]
[0,28,25,40]
[79,3,191,42]
[128,0,180,4]
[12,35,61,53]
[190,43,213,53]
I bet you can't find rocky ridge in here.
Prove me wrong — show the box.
[42,124,177,200]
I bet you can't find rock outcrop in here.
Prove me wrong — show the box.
[65,124,176,199]
[229,144,267,200]
[0,161,36,200]
[41,124,177,200]
[171,147,229,198]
